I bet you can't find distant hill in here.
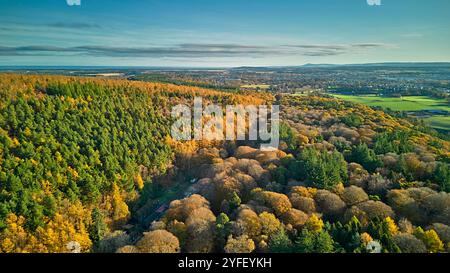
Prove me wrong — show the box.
[233,62,450,70]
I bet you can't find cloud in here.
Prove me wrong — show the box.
[283,43,389,56]
[352,43,387,48]
[0,42,391,58]
[0,45,73,56]
[72,44,283,57]
[0,44,282,57]
[46,22,101,29]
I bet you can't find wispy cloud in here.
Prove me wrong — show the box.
[283,43,389,56]
[46,22,102,29]
[0,43,391,58]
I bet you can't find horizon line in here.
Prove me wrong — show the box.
[1,61,450,70]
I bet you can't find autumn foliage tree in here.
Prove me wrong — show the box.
[136,230,180,253]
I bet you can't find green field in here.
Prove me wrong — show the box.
[332,94,450,112]
[332,94,450,131]
[423,116,450,131]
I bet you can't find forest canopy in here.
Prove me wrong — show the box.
[0,74,449,253]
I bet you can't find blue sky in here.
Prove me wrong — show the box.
[0,0,449,67]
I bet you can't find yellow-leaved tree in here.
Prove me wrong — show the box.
[414,227,444,253]
[0,200,92,253]
[111,183,130,224]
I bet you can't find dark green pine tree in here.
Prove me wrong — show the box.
[89,208,109,247]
